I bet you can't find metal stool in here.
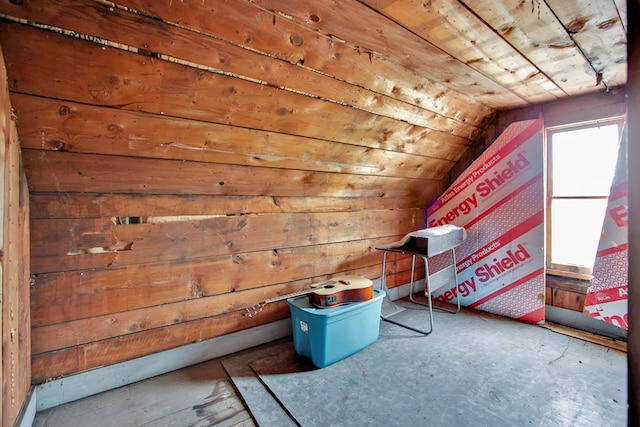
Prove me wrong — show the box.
[376,226,465,335]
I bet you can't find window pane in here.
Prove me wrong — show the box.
[551,124,619,197]
[550,198,608,268]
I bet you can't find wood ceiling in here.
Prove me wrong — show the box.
[350,0,627,108]
[0,0,628,186]
[245,0,628,180]
[256,0,628,124]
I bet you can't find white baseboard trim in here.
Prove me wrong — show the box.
[35,318,292,411]
[16,388,36,427]
[34,280,415,413]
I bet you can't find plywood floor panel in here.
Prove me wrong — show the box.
[33,359,256,427]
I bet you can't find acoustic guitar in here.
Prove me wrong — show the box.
[243,275,373,317]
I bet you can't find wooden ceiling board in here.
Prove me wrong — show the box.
[250,0,525,107]
[21,149,440,200]
[361,0,565,104]
[544,0,627,89]
[460,0,603,97]
[613,0,627,33]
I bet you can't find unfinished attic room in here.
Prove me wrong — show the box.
[1,0,640,426]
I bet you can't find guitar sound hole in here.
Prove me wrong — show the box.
[323,284,335,289]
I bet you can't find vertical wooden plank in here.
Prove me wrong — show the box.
[0,42,30,426]
[0,42,6,427]
[18,152,30,420]
[3,115,19,426]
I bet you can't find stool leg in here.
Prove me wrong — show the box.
[380,251,388,292]
[422,256,434,333]
[428,250,461,315]
[452,249,461,313]
[408,255,419,303]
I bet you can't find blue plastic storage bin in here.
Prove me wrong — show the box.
[288,288,385,368]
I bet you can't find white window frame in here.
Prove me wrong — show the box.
[545,116,625,280]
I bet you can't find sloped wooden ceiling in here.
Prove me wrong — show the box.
[358,0,627,106]
[260,0,627,109]
[0,0,628,186]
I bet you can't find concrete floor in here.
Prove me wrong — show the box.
[226,299,627,426]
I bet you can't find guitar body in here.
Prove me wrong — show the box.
[243,275,373,317]
[308,275,373,308]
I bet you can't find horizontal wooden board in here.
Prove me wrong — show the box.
[22,149,441,199]
[30,209,424,273]
[31,238,391,326]
[112,0,496,126]
[29,193,427,219]
[0,0,483,140]
[12,94,460,178]
[31,302,290,383]
[539,322,627,353]
[0,22,462,160]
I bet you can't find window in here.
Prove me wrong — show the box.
[546,118,624,279]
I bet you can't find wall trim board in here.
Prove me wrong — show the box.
[15,388,36,427]
[545,305,627,341]
[33,278,413,412]
[34,318,292,411]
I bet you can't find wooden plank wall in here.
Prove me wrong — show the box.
[0,44,31,426]
[0,1,489,383]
